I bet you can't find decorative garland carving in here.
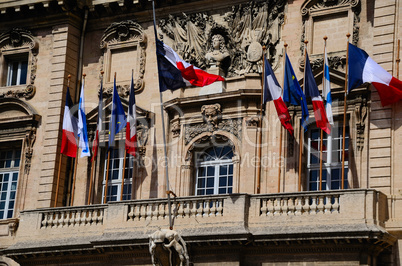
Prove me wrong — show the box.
[310,56,346,71]
[159,1,286,77]
[0,28,38,100]
[100,21,147,93]
[184,119,242,145]
[355,96,367,151]
[24,127,36,174]
[171,120,181,138]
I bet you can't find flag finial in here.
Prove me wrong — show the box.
[346,33,351,38]
[323,36,328,41]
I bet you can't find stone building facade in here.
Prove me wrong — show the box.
[0,0,401,265]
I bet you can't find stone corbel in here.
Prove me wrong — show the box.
[246,116,260,128]
[171,119,181,138]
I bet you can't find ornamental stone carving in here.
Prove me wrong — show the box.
[184,119,242,145]
[171,120,181,138]
[159,1,285,77]
[0,28,38,100]
[24,127,36,174]
[201,103,221,129]
[100,21,146,93]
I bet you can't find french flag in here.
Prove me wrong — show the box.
[348,43,402,106]
[61,87,78,157]
[126,73,137,156]
[156,39,225,92]
[323,45,334,125]
[304,52,331,134]
[78,79,90,157]
[263,57,294,135]
[92,82,103,162]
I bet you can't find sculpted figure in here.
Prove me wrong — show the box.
[149,229,190,266]
[201,104,221,128]
[205,34,229,67]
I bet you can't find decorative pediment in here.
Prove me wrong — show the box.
[0,28,38,52]
[87,96,153,155]
[301,0,360,17]
[100,21,147,93]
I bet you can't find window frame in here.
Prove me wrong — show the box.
[101,146,134,202]
[307,121,349,191]
[195,146,234,196]
[6,55,28,87]
[0,148,22,220]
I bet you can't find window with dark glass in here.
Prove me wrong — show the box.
[307,122,349,191]
[195,146,233,195]
[0,148,21,219]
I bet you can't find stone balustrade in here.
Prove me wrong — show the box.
[2,189,387,250]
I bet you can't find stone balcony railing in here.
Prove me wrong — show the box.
[1,189,391,253]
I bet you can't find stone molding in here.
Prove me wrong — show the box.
[100,20,147,94]
[0,28,38,100]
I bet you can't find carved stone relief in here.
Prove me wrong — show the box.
[201,104,221,129]
[0,28,38,100]
[171,119,181,138]
[100,20,146,94]
[159,0,285,77]
[185,134,235,162]
[184,119,242,146]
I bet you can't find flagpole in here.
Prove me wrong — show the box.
[120,148,127,201]
[71,73,86,206]
[152,0,173,230]
[341,34,351,190]
[278,43,288,193]
[298,40,308,191]
[256,47,266,194]
[88,72,104,205]
[55,75,73,207]
[319,37,328,191]
[104,72,116,204]
[397,39,400,79]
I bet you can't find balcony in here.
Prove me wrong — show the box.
[0,189,395,260]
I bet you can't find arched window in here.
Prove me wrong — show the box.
[195,146,233,195]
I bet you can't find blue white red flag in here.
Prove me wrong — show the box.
[156,39,225,92]
[126,72,137,156]
[61,87,78,157]
[323,45,333,125]
[348,43,402,106]
[263,57,293,135]
[304,52,331,134]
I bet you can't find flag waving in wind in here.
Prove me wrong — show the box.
[92,81,103,162]
[283,54,309,130]
[156,39,225,92]
[348,43,402,106]
[323,45,334,125]
[78,79,90,157]
[304,52,331,134]
[61,87,78,157]
[263,57,294,135]
[109,76,127,148]
[126,72,137,156]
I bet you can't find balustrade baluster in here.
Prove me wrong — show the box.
[260,199,268,216]
[310,196,317,215]
[184,201,190,218]
[295,197,303,215]
[317,196,325,214]
[267,199,274,216]
[216,199,223,216]
[203,201,210,217]
[332,195,340,213]
[210,201,217,216]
